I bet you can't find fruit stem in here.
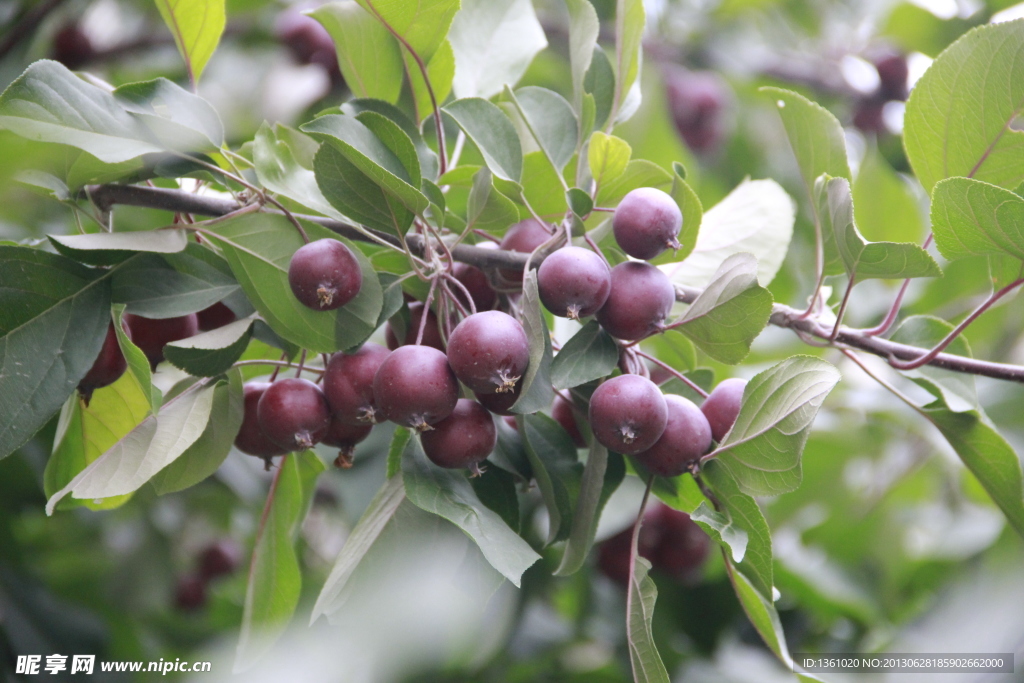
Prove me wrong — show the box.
[441,272,477,316]
[829,273,857,342]
[860,234,935,337]
[635,349,709,398]
[294,350,307,378]
[416,278,439,346]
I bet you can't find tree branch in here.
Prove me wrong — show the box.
[84,183,1024,384]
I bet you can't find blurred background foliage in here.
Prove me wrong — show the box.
[2,0,1024,681]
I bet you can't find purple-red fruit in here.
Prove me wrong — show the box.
[78,322,128,402]
[420,399,497,472]
[596,262,675,341]
[52,25,95,69]
[446,311,530,395]
[613,188,683,261]
[634,395,712,477]
[537,246,611,319]
[323,343,391,425]
[701,378,746,443]
[664,67,730,155]
[322,416,372,469]
[198,540,241,581]
[597,510,662,585]
[589,375,668,455]
[373,345,459,430]
[385,302,445,351]
[174,574,207,612]
[475,382,521,416]
[874,51,909,101]
[498,219,553,282]
[552,394,586,448]
[453,242,498,310]
[196,302,236,331]
[288,239,362,312]
[649,505,710,576]
[257,378,331,452]
[234,382,288,465]
[275,9,338,73]
[852,100,886,135]
[124,313,199,368]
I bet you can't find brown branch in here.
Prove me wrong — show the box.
[84,183,1024,384]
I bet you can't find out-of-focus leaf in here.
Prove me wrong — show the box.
[852,145,924,244]
[595,159,671,207]
[612,0,645,125]
[310,3,404,103]
[153,0,226,83]
[566,0,599,112]
[891,315,977,413]
[114,78,224,151]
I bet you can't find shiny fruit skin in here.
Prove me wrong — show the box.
[385,302,445,351]
[596,262,674,341]
[78,322,128,402]
[124,313,199,368]
[288,239,362,312]
[701,377,747,442]
[537,246,611,319]
[453,241,498,310]
[235,382,288,461]
[373,345,459,430]
[323,343,391,425]
[552,394,586,448]
[420,399,497,470]
[256,378,331,451]
[446,311,530,394]
[196,302,237,331]
[498,219,552,282]
[612,188,683,261]
[589,375,668,455]
[475,383,521,416]
[634,395,712,477]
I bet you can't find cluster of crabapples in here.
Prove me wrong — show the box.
[76,186,748,479]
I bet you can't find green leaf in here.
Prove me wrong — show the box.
[612,0,645,126]
[44,372,149,512]
[470,466,522,532]
[112,305,161,413]
[931,177,1024,262]
[627,557,671,683]
[342,99,439,180]
[449,0,547,100]
[403,39,455,122]
[467,167,519,232]
[903,20,1024,193]
[551,321,619,390]
[114,78,224,151]
[236,451,324,671]
[444,98,523,183]
[154,0,225,83]
[691,503,747,562]
[726,562,793,669]
[0,61,162,163]
[313,143,415,235]
[111,248,240,319]
[386,426,412,478]
[402,436,540,586]
[702,459,773,599]
[149,368,242,494]
[595,159,671,207]
[588,131,631,193]
[508,86,578,174]
[310,3,404,103]
[45,379,219,513]
[164,316,254,377]
[253,123,345,220]
[355,0,458,62]
[565,0,600,112]
[519,151,570,220]
[663,178,795,289]
[662,164,702,264]
[585,46,616,132]
[566,188,593,218]
[817,175,941,280]
[375,272,406,329]
[712,356,841,497]
[49,229,189,267]
[519,413,583,544]
[310,475,405,625]
[852,145,924,244]
[555,444,625,575]
[891,315,977,413]
[302,114,427,214]
[761,86,851,189]
[0,247,112,461]
[206,214,382,354]
[675,253,773,365]
[510,272,554,414]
